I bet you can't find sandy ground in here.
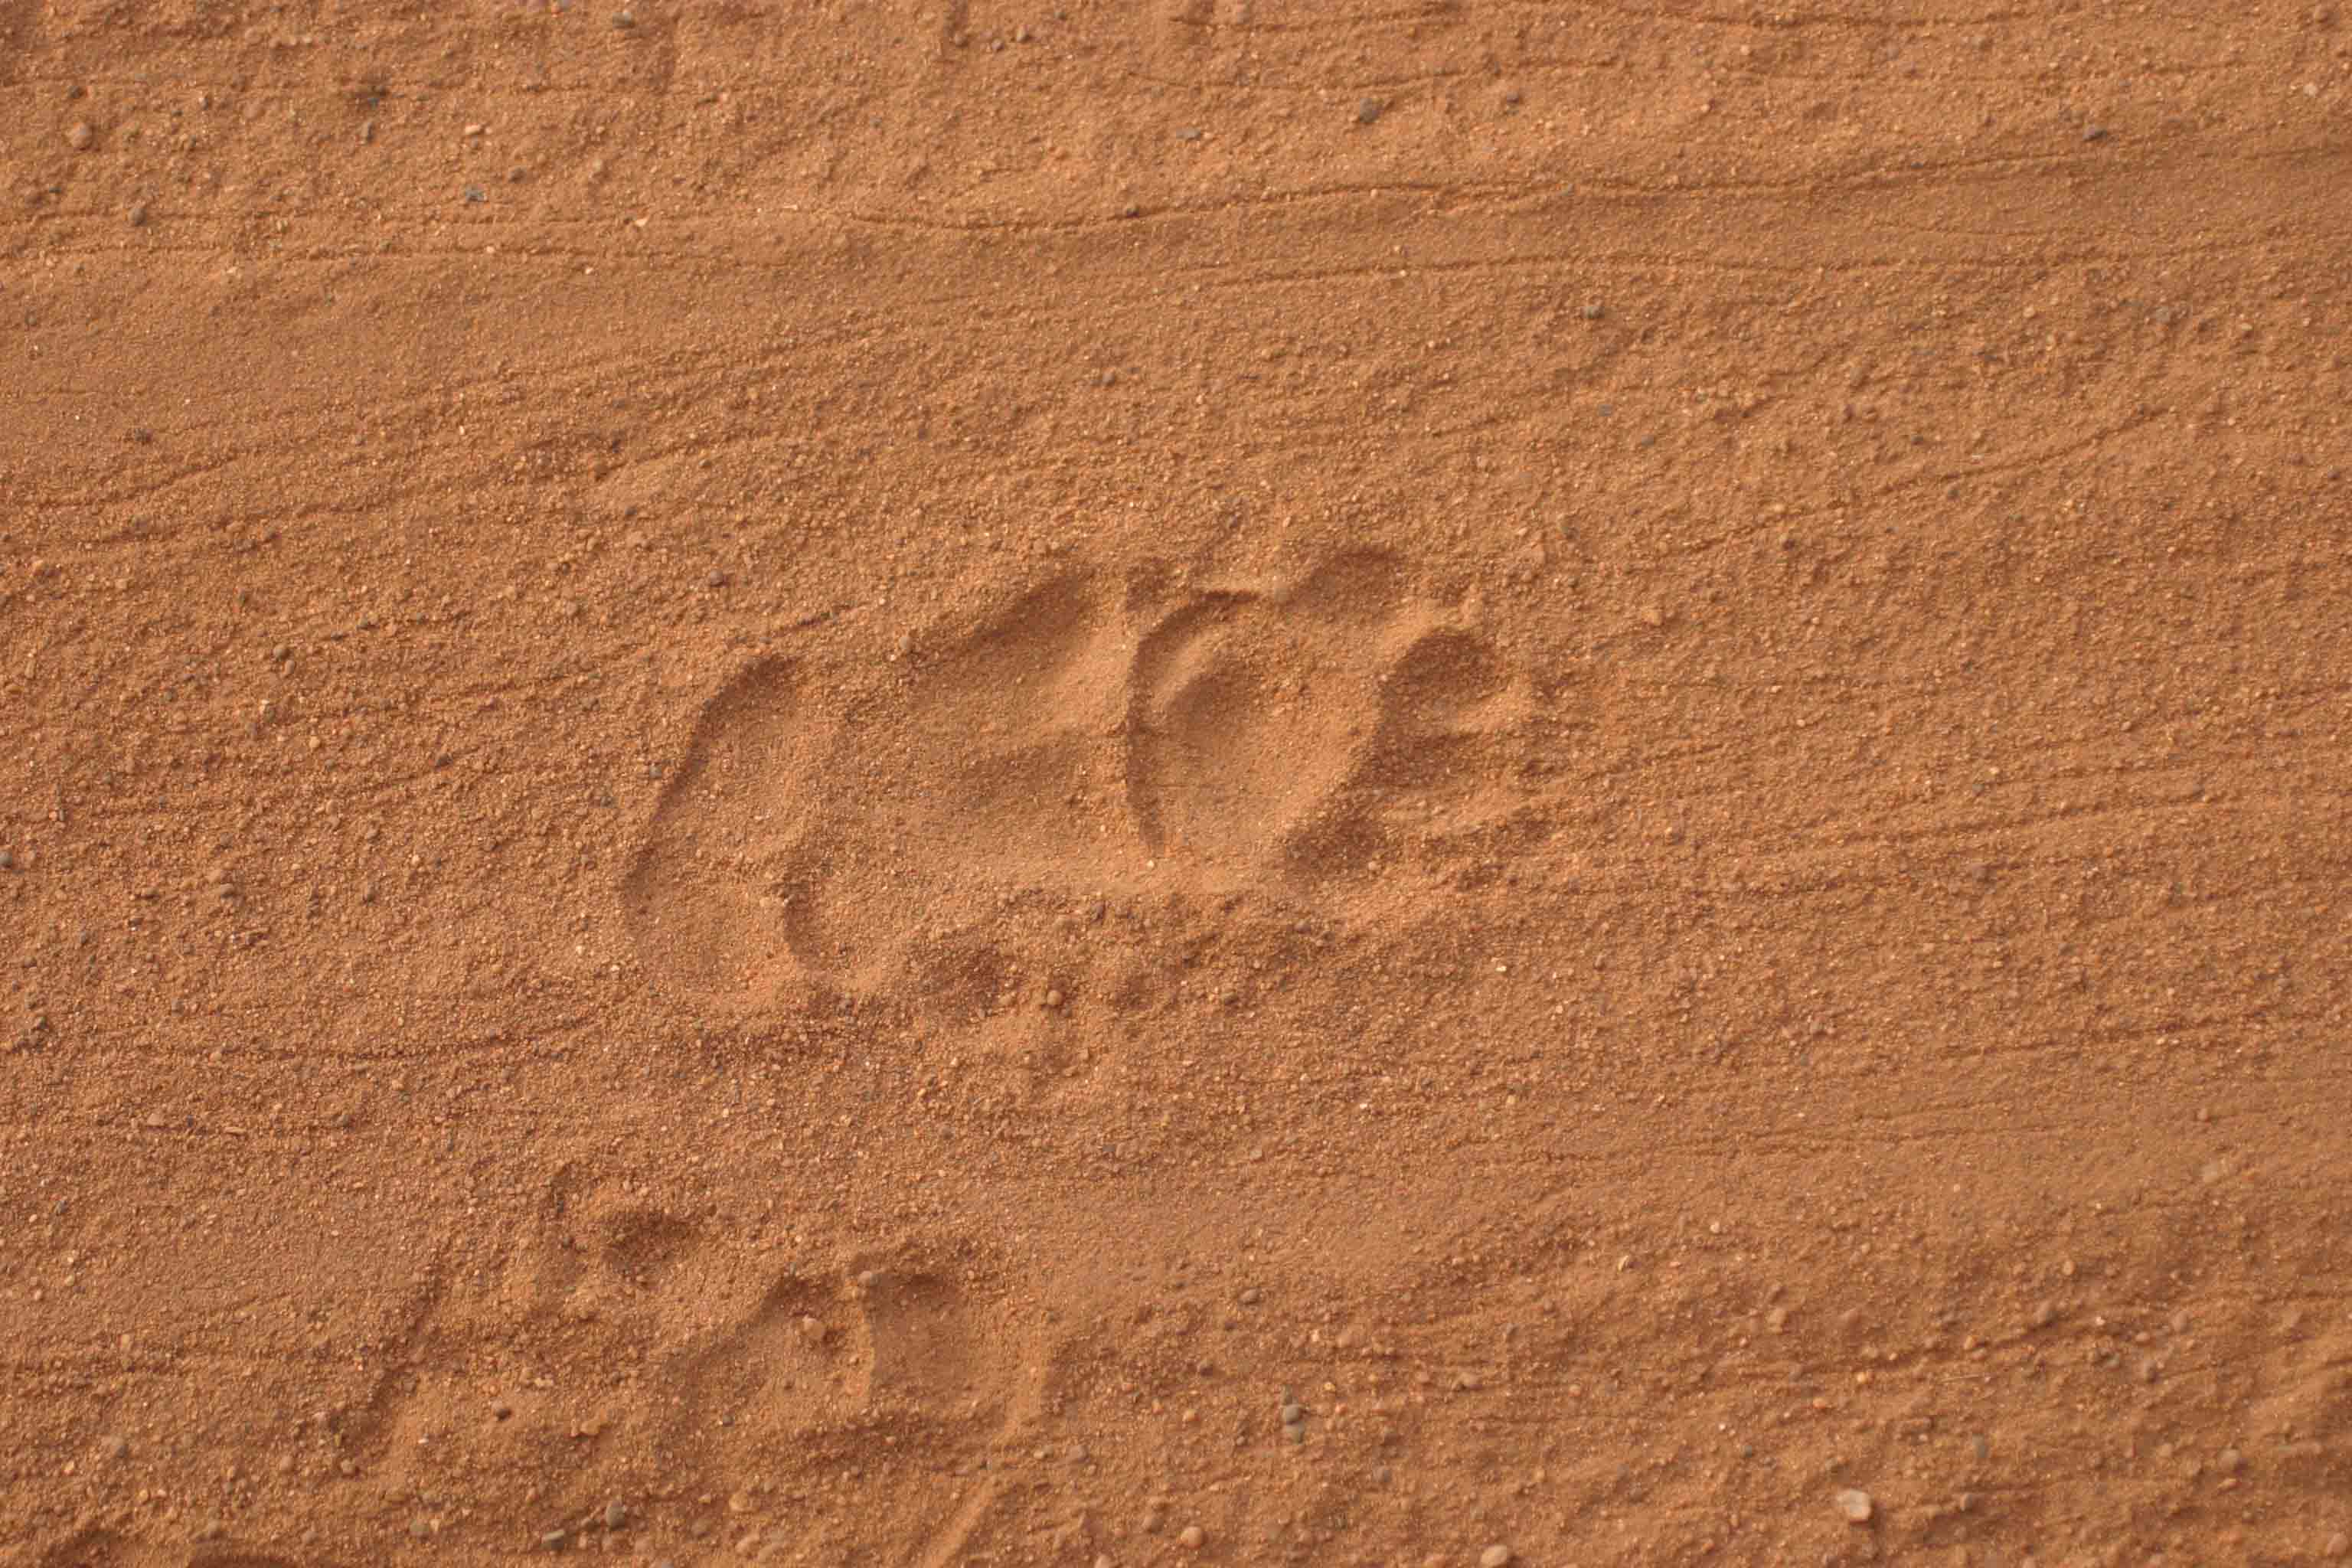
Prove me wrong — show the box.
[5,2,2352,1566]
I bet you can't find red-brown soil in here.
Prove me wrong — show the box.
[5,3,2350,1566]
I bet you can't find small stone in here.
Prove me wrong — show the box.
[2032,1301,2058,1328]
[1835,1488,1874,1524]
[1178,1525,1206,1550]
[1280,1402,1305,1425]
[127,202,148,227]
[2082,125,2109,142]
[106,1436,129,1460]
[727,1489,753,1514]
[2215,1447,2243,1475]
[464,185,487,204]
[67,121,94,150]
[612,8,634,24]
[2321,1531,2348,1559]
[798,1315,827,1345]
[1582,302,1606,321]
[1175,126,1202,142]
[1481,1547,1514,1568]
[492,1397,515,1420]
[1044,988,1064,1008]
[338,1458,357,1477]
[1356,97,1384,124]
[1141,1505,1166,1534]
[542,1529,569,1551]
[1766,1305,1788,1332]
[604,1500,628,1530]
[410,1517,433,1540]
[1238,1287,1262,1306]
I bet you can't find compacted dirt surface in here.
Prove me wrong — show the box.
[5,2,2352,1566]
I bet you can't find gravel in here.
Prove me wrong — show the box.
[1835,1488,1874,1524]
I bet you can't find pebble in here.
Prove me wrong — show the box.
[2215,1447,2243,1475]
[612,8,635,24]
[1481,1547,1514,1568]
[1835,1488,1874,1524]
[1178,1525,1206,1550]
[1356,97,1384,124]
[127,202,148,227]
[1582,302,1606,321]
[604,1500,628,1530]
[542,1529,569,1551]
[67,121,94,149]
[1279,1402,1305,1425]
